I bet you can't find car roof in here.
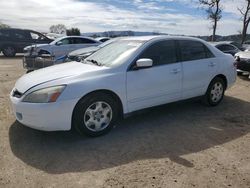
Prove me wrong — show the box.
[58,35,98,40]
[211,41,240,48]
[119,35,206,43]
[96,37,110,40]
[0,28,41,33]
[209,41,238,45]
[51,35,100,44]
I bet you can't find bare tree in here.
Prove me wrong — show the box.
[0,22,10,29]
[238,0,250,44]
[199,0,222,41]
[49,24,67,34]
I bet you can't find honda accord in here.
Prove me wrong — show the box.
[10,36,237,136]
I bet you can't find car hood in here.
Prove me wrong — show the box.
[24,44,51,51]
[68,46,100,56]
[15,62,107,93]
[235,51,250,59]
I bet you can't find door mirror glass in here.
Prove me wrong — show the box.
[56,41,63,46]
[135,58,153,69]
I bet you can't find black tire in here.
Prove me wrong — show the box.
[237,72,243,76]
[2,46,16,57]
[26,70,34,74]
[72,92,120,137]
[203,77,226,106]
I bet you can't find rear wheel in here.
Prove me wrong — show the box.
[72,93,119,137]
[204,77,226,106]
[3,46,16,57]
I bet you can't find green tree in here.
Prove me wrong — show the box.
[66,28,81,36]
[0,22,10,29]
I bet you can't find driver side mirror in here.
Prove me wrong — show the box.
[134,58,153,70]
[56,41,63,46]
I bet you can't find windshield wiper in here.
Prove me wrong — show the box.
[86,59,102,66]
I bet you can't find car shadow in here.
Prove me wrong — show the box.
[238,74,250,81]
[9,96,250,174]
[0,54,24,59]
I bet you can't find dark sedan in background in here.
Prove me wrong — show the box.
[210,42,241,56]
[0,28,52,57]
[235,51,250,75]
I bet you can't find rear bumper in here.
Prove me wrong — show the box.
[236,60,250,72]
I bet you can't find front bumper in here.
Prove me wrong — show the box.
[23,56,55,71]
[10,94,78,131]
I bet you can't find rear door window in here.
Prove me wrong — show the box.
[13,30,28,39]
[179,40,214,61]
[73,38,97,44]
[217,44,235,51]
[0,30,11,37]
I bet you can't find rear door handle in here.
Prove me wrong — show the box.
[171,68,181,74]
[209,62,216,67]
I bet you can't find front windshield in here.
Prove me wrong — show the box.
[84,40,144,67]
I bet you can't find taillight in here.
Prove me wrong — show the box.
[235,56,240,62]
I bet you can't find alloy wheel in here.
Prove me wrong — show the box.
[84,101,113,132]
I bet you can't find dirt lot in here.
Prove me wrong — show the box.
[0,55,250,188]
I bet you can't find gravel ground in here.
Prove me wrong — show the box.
[0,55,250,188]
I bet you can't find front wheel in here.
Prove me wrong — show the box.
[204,77,226,106]
[72,93,119,137]
[26,70,34,74]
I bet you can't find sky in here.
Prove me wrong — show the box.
[0,0,247,36]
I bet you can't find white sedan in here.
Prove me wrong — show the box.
[24,36,101,60]
[10,36,237,136]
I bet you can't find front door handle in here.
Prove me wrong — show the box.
[209,62,216,67]
[171,68,181,74]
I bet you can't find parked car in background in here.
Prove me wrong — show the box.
[235,51,250,75]
[210,42,241,56]
[46,33,65,40]
[243,40,250,51]
[10,36,236,137]
[23,36,101,72]
[225,41,244,51]
[0,28,52,57]
[65,38,118,62]
[95,37,110,42]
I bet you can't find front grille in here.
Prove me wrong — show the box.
[12,89,23,98]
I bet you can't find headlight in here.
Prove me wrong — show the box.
[22,85,66,103]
